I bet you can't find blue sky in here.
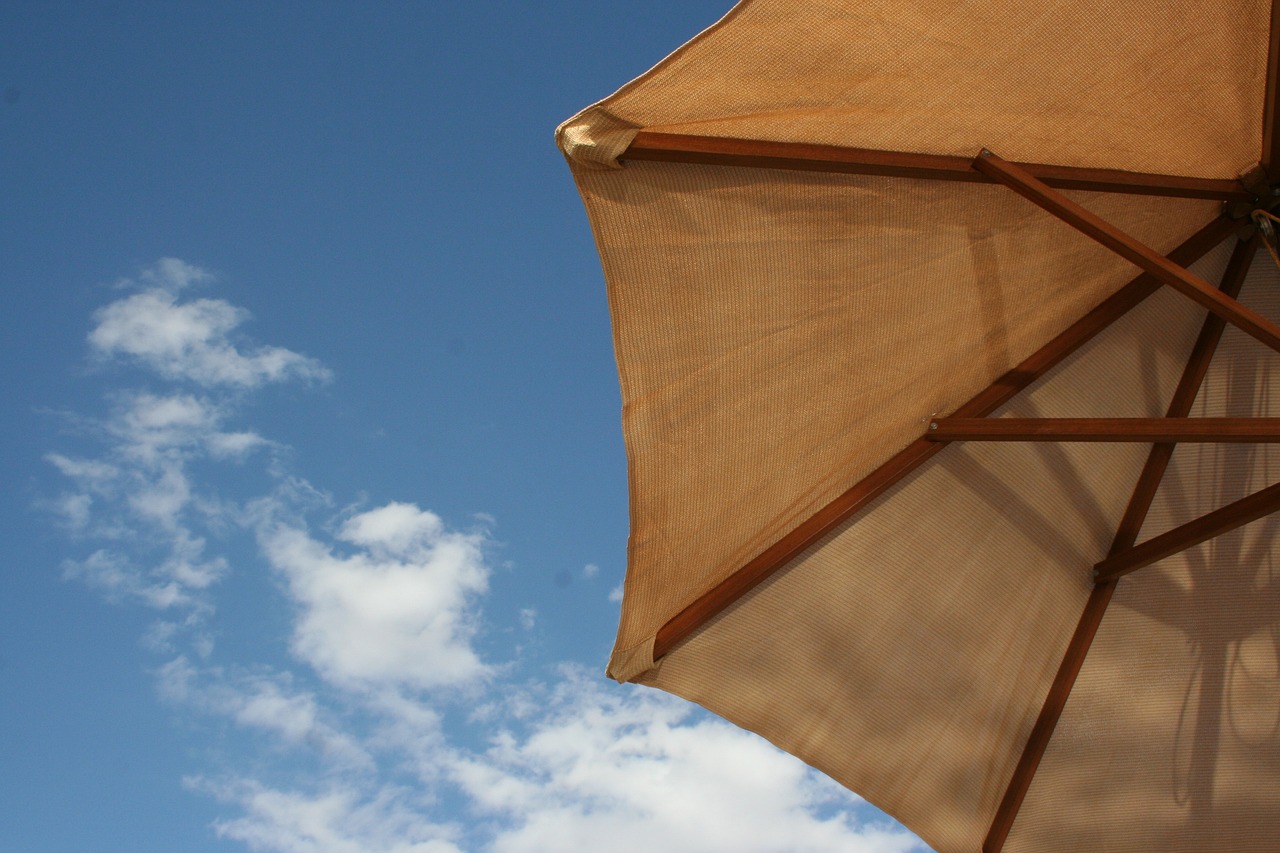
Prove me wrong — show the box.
[1,3,928,851]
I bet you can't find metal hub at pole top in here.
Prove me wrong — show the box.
[1222,165,1280,263]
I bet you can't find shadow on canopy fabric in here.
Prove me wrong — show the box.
[558,2,1280,850]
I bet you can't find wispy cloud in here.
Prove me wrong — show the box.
[89,258,330,388]
[451,669,919,853]
[191,777,464,853]
[158,656,373,770]
[46,391,249,621]
[42,259,927,853]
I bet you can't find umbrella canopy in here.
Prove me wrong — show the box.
[559,2,1280,850]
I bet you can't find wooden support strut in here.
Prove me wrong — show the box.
[651,216,1235,662]
[981,237,1259,852]
[1094,480,1280,581]
[973,150,1280,356]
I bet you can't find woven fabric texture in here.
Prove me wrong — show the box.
[561,1,1278,850]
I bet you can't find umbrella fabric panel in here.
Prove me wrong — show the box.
[636,257,1225,853]
[1010,545,1280,852]
[1009,261,1280,852]
[559,0,1268,177]
[574,155,1221,680]
[562,0,1280,849]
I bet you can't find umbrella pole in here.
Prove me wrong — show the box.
[983,236,1259,852]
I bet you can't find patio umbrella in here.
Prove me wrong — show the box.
[558,2,1280,850]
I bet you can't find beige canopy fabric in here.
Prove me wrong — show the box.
[559,2,1280,851]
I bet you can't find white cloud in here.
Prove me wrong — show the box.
[90,260,329,388]
[60,548,140,597]
[128,462,192,527]
[44,260,928,853]
[47,393,237,614]
[338,502,448,559]
[45,453,120,532]
[50,492,93,530]
[208,430,270,459]
[608,584,623,603]
[258,502,492,691]
[193,778,463,853]
[45,452,120,484]
[451,670,924,853]
[111,393,224,462]
[46,263,312,635]
[165,657,923,853]
[62,549,196,610]
[165,530,227,587]
[136,257,214,291]
[157,657,372,769]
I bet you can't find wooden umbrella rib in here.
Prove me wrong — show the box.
[621,132,1253,201]
[1111,237,1258,547]
[1094,480,1280,581]
[982,237,1258,853]
[982,581,1116,853]
[926,417,1280,443]
[974,150,1280,355]
[651,215,1235,661]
